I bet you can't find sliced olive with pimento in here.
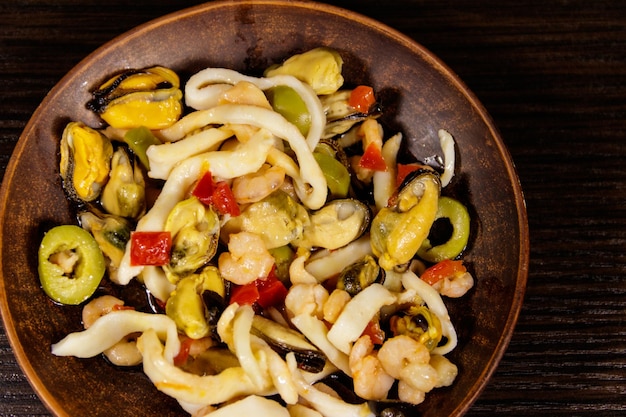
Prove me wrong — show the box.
[38,225,106,305]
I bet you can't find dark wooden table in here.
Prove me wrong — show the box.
[1,0,625,416]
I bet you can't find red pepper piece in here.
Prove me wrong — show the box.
[191,171,214,205]
[256,268,288,308]
[359,142,387,171]
[396,163,424,188]
[229,282,260,306]
[212,181,241,217]
[349,85,376,114]
[228,267,288,308]
[130,231,172,266]
[192,172,240,217]
[173,336,193,367]
[362,318,386,345]
[421,259,467,285]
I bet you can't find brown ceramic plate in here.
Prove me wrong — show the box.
[0,1,528,416]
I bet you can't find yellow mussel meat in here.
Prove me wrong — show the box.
[101,147,146,219]
[370,168,441,271]
[60,121,113,203]
[87,66,183,130]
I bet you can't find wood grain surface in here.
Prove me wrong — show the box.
[1,0,625,416]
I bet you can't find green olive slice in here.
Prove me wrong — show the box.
[38,225,105,305]
[418,196,470,263]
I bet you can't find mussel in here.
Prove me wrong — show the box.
[163,198,220,283]
[222,190,309,250]
[166,266,226,340]
[78,209,131,283]
[60,121,113,203]
[101,147,146,219]
[251,315,326,373]
[337,255,384,296]
[370,168,441,271]
[264,47,344,95]
[320,89,382,139]
[389,305,443,352]
[294,198,371,250]
[87,66,183,129]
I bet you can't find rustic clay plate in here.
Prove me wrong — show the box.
[0,1,528,416]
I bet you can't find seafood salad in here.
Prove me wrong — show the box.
[40,47,474,417]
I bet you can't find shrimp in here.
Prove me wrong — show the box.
[218,81,272,109]
[377,335,430,379]
[82,295,125,328]
[430,354,458,388]
[378,335,439,401]
[284,283,329,319]
[348,335,394,400]
[432,271,474,298]
[288,251,318,285]
[397,380,426,405]
[102,340,142,367]
[322,289,351,324]
[218,231,274,285]
[400,361,439,393]
[231,164,286,204]
[82,295,142,366]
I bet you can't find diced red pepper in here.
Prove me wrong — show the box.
[212,181,241,217]
[192,172,240,217]
[229,282,261,306]
[130,231,172,266]
[191,171,214,205]
[359,142,387,171]
[256,268,289,308]
[229,266,288,308]
[396,163,424,187]
[349,85,376,114]
[173,336,193,367]
[362,318,386,345]
[421,259,467,285]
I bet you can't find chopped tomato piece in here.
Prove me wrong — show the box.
[359,142,387,171]
[349,85,376,113]
[421,259,467,285]
[212,181,241,217]
[130,231,172,266]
